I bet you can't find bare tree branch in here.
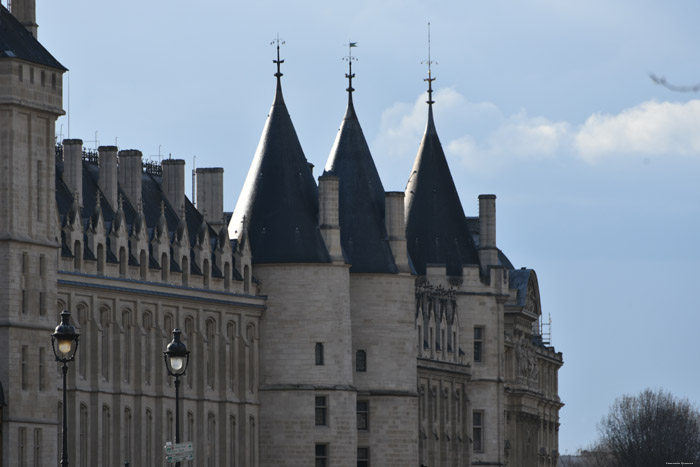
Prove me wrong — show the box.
[649,73,700,92]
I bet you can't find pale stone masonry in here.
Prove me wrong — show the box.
[0,2,563,466]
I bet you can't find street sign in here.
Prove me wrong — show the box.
[164,441,194,463]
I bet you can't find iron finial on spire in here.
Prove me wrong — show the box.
[343,41,358,94]
[271,34,286,80]
[421,23,437,106]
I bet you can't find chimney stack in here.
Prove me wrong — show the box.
[62,139,83,206]
[318,174,343,262]
[11,0,38,38]
[385,191,410,272]
[162,159,186,213]
[98,146,118,209]
[478,194,498,270]
[118,150,143,208]
[196,167,224,226]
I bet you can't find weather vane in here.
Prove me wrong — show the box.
[343,41,358,93]
[421,23,437,105]
[271,34,286,79]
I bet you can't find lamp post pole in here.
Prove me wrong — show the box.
[51,310,80,467]
[164,328,190,467]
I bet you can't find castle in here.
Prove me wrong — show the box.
[0,1,563,466]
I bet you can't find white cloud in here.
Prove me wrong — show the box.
[574,100,700,163]
[374,91,700,170]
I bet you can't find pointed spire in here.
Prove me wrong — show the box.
[323,47,398,273]
[344,41,358,97]
[271,34,286,104]
[423,23,437,107]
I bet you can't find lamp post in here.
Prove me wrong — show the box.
[164,328,190,467]
[51,310,80,467]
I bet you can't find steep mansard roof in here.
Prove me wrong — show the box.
[404,106,479,276]
[0,5,66,70]
[324,93,398,273]
[230,78,331,264]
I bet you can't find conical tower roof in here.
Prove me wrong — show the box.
[324,60,397,273]
[229,48,330,264]
[405,87,478,276]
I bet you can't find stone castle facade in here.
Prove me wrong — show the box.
[0,1,563,466]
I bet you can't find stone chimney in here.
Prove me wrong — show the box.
[98,146,118,209]
[478,194,498,270]
[162,159,186,213]
[385,191,410,272]
[318,174,342,262]
[117,150,143,208]
[62,139,83,206]
[11,0,38,38]
[196,167,224,226]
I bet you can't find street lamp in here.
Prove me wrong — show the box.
[51,310,80,467]
[163,328,190,467]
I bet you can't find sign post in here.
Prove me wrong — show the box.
[164,441,194,463]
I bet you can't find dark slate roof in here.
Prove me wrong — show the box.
[404,106,479,276]
[324,93,398,274]
[231,78,331,264]
[0,5,66,70]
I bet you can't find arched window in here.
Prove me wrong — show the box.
[185,317,194,387]
[207,412,216,467]
[123,407,132,463]
[77,304,88,378]
[145,409,153,467]
[100,308,110,381]
[102,405,111,467]
[122,310,132,383]
[229,415,236,464]
[247,324,256,392]
[79,403,88,467]
[206,319,216,388]
[227,322,236,392]
[144,312,153,385]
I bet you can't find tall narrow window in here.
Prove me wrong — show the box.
[207,413,216,467]
[33,428,42,467]
[166,410,174,443]
[144,313,152,385]
[97,244,104,274]
[36,160,43,220]
[357,400,369,431]
[119,247,126,277]
[203,259,210,288]
[357,447,370,467]
[243,265,250,294]
[74,240,82,270]
[21,346,28,390]
[187,411,194,454]
[18,427,26,467]
[123,407,132,463]
[206,319,216,388]
[356,350,366,372]
[224,262,231,290]
[227,322,236,392]
[145,410,153,467]
[249,417,256,467]
[122,311,131,383]
[229,415,236,464]
[315,343,324,366]
[38,347,45,390]
[247,324,255,392]
[182,256,189,285]
[101,309,110,381]
[79,404,88,467]
[474,327,483,363]
[315,396,328,426]
[161,253,168,281]
[102,405,111,467]
[140,250,147,280]
[185,318,194,388]
[315,444,328,467]
[473,410,483,452]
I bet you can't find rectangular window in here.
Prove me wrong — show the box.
[315,444,328,467]
[40,70,45,87]
[357,447,369,467]
[29,67,34,84]
[33,428,42,467]
[38,347,45,391]
[18,427,27,467]
[357,400,369,431]
[473,410,483,452]
[356,350,366,372]
[21,346,28,390]
[315,396,327,426]
[474,326,483,363]
[19,64,23,81]
[315,342,324,365]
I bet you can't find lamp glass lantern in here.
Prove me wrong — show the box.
[164,328,190,377]
[51,310,80,361]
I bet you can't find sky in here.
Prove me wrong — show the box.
[24,0,700,454]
